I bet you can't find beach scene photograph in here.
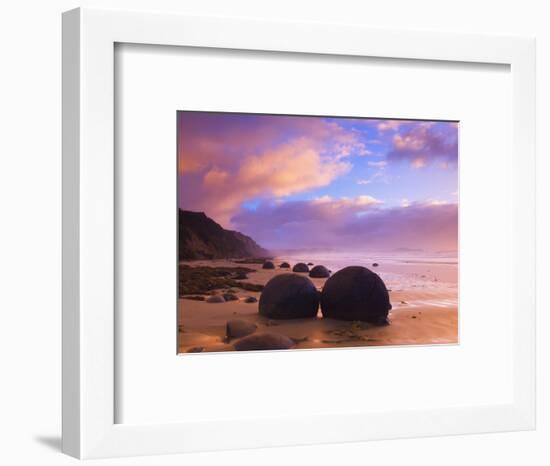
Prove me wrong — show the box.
[178,111,458,354]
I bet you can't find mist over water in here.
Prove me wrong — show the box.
[278,250,458,301]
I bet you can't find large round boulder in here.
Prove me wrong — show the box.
[292,262,309,273]
[234,332,295,351]
[259,273,319,319]
[262,260,275,269]
[320,266,392,324]
[309,265,331,278]
[279,262,290,268]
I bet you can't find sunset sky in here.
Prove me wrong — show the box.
[177,112,458,253]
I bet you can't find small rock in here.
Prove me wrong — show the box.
[411,315,417,319]
[372,263,379,267]
[244,296,258,303]
[400,300,408,304]
[206,295,225,303]
[226,319,257,340]
[262,261,275,269]
[184,295,206,301]
[279,262,290,268]
[292,263,310,273]
[234,332,295,351]
[309,265,331,278]
[223,293,239,302]
[234,272,248,280]
[307,262,314,266]
[186,346,204,353]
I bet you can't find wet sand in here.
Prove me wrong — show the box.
[178,258,458,353]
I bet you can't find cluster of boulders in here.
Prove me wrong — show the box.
[199,262,391,352]
[221,266,391,351]
[260,266,391,324]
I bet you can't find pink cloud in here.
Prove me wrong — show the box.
[377,120,402,131]
[178,113,365,226]
[232,199,457,252]
[387,122,458,168]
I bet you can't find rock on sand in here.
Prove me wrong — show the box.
[206,295,225,303]
[320,266,391,324]
[223,293,239,302]
[309,265,331,278]
[234,332,295,351]
[262,260,275,269]
[226,319,257,340]
[279,262,290,268]
[292,263,309,273]
[259,273,319,319]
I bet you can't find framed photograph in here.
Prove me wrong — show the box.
[177,111,459,354]
[62,8,536,459]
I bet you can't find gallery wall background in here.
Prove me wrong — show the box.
[0,1,547,465]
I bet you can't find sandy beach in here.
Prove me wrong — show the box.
[178,256,458,353]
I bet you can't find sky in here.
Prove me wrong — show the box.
[178,112,458,253]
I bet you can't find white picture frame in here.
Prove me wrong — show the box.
[62,7,536,459]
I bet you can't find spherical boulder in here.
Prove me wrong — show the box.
[292,262,309,273]
[307,262,314,266]
[320,266,391,324]
[279,262,290,268]
[372,262,379,267]
[259,273,319,319]
[244,296,257,303]
[226,319,257,340]
[234,332,295,351]
[309,265,331,278]
[206,295,225,303]
[262,260,275,269]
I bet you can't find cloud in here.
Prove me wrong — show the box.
[178,113,362,225]
[313,195,382,208]
[377,120,402,131]
[231,198,457,252]
[387,122,458,168]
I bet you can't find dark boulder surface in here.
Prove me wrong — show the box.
[226,319,257,340]
[279,262,290,268]
[320,266,392,324]
[309,265,331,278]
[259,273,319,319]
[292,263,310,273]
[307,262,314,266]
[372,263,379,267]
[205,295,225,303]
[262,260,275,269]
[244,296,258,303]
[223,293,239,302]
[234,332,295,351]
